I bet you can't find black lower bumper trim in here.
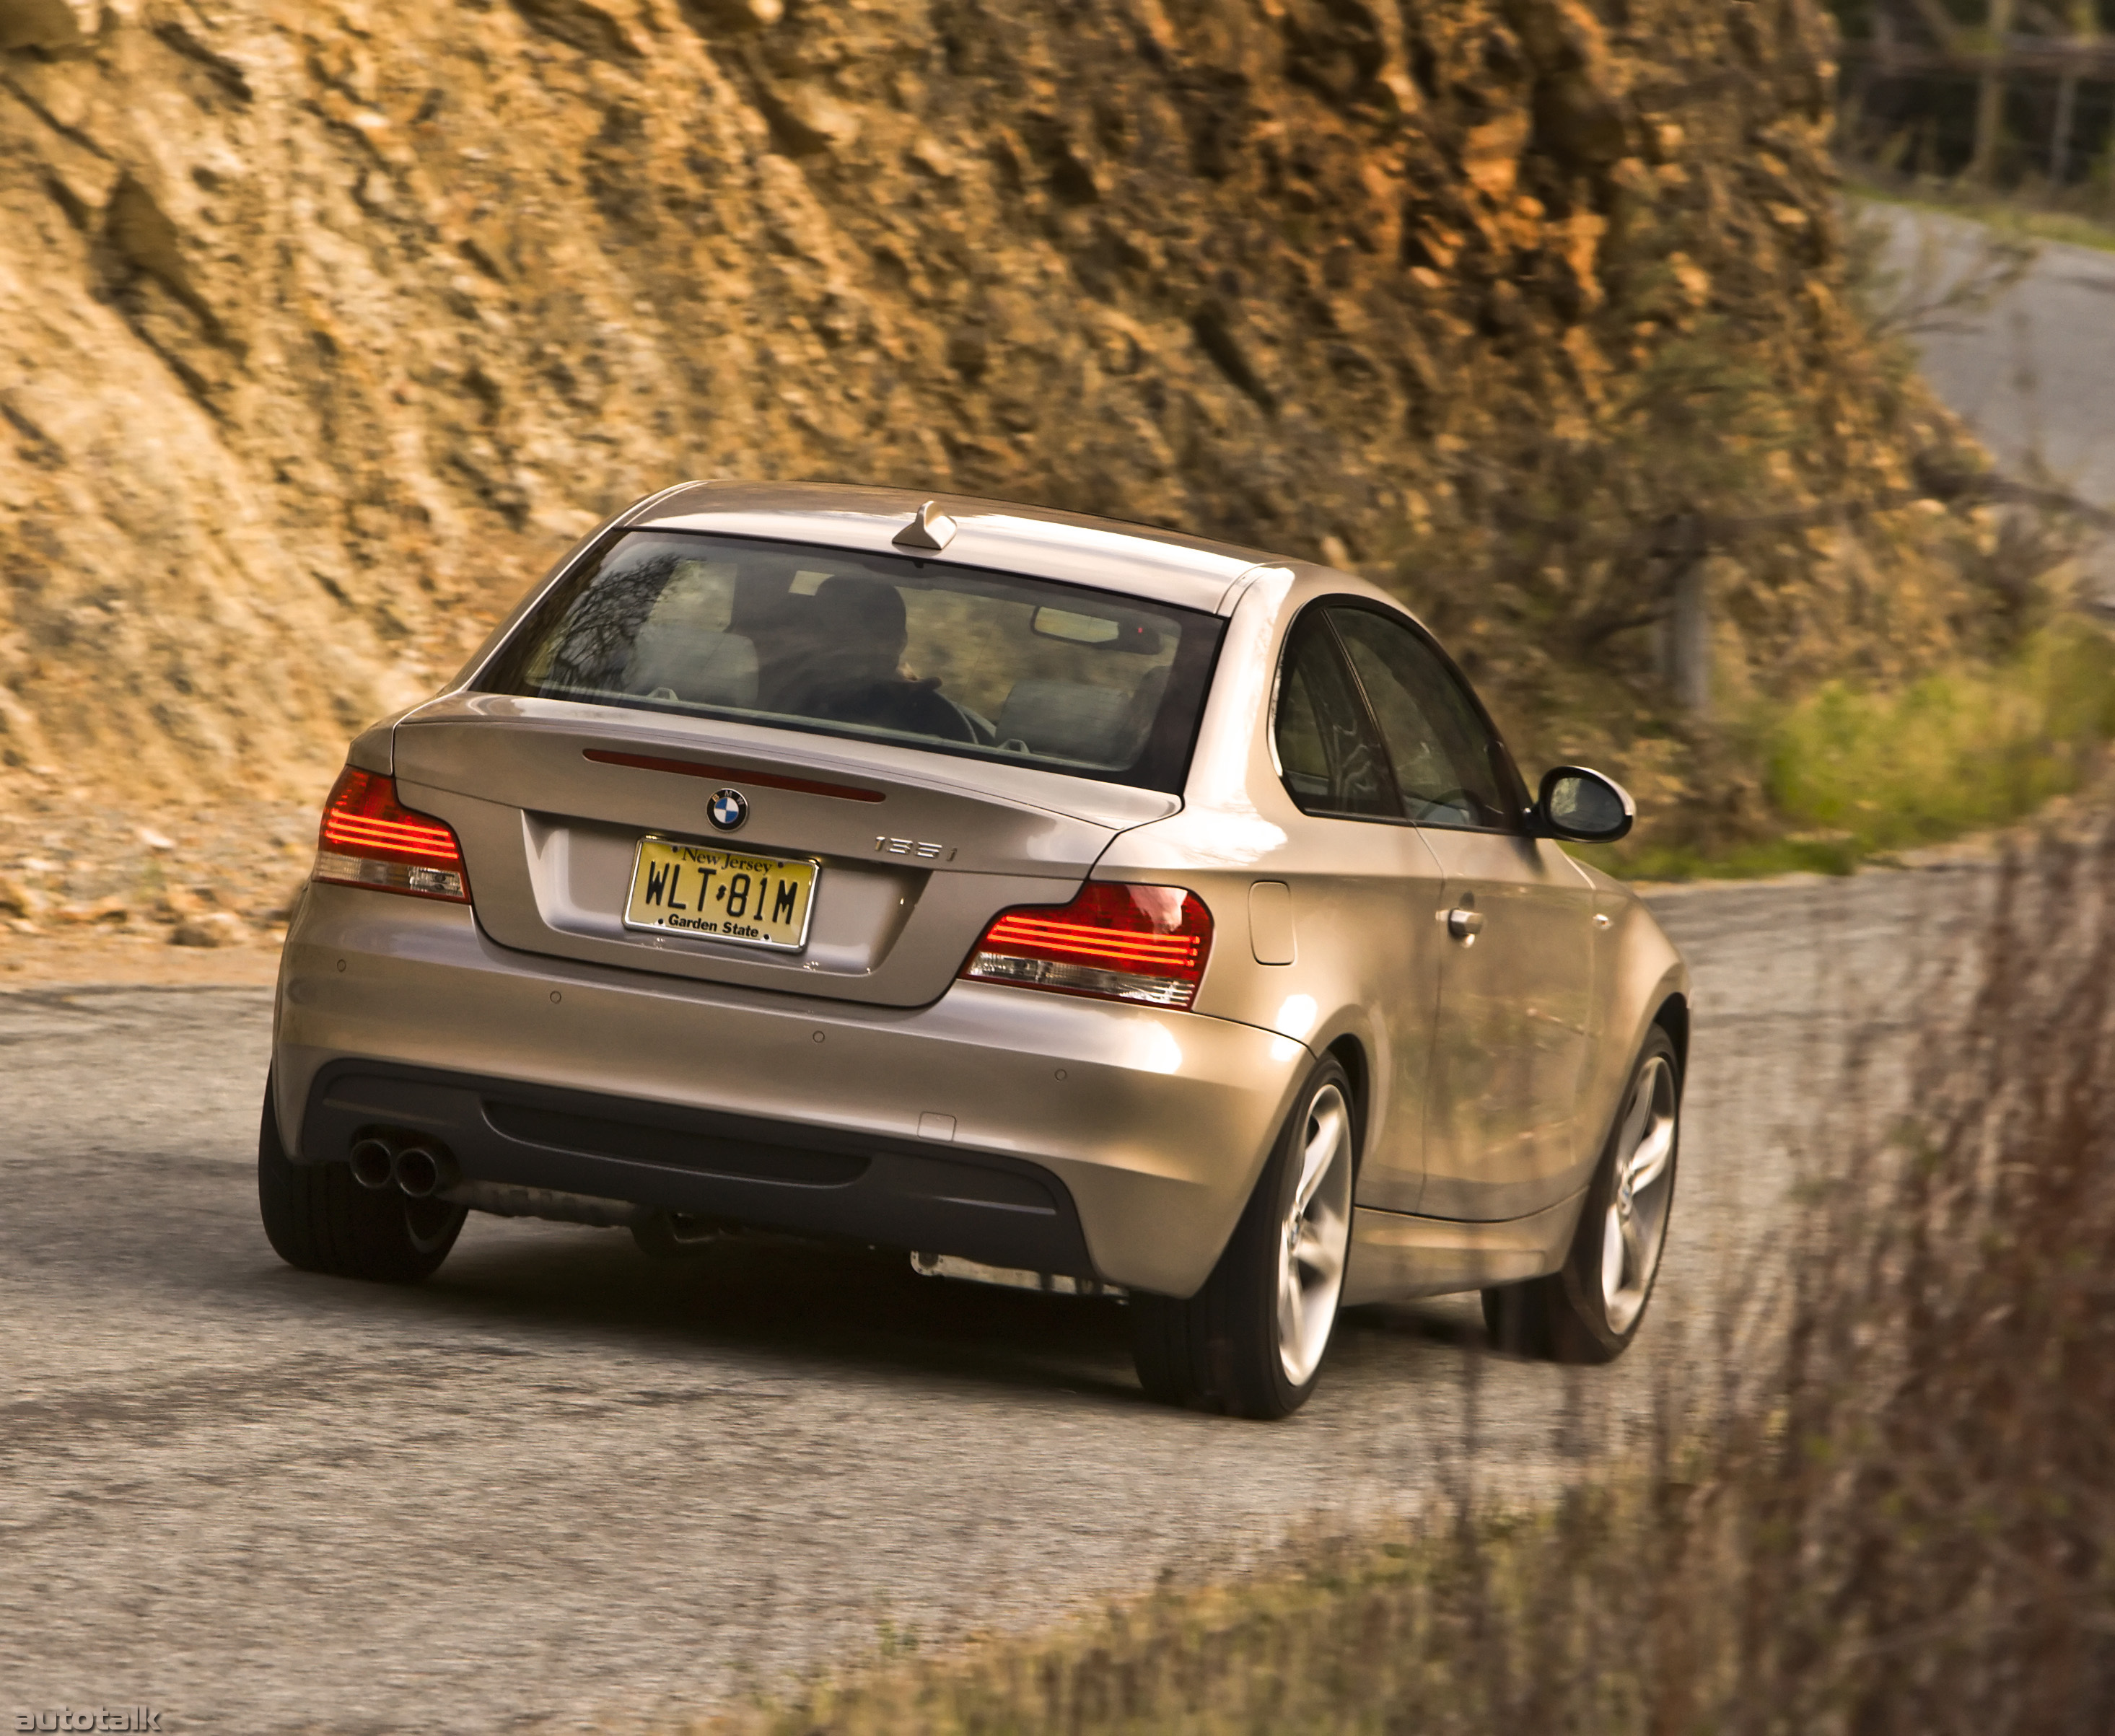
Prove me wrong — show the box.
[296,1060,1099,1279]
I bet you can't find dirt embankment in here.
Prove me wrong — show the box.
[1,0,1990,908]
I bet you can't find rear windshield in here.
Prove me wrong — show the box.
[474,532,1226,793]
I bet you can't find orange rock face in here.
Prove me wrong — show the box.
[0,0,1974,809]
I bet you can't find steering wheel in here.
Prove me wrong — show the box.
[947,698,998,746]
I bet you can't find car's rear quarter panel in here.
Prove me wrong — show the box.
[1580,867,1692,1152]
[1095,564,1451,1213]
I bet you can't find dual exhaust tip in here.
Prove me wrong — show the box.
[349,1134,457,1200]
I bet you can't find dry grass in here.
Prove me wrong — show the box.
[1845,176,2115,261]
[699,828,2115,1735]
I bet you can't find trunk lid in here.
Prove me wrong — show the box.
[390,694,1178,1007]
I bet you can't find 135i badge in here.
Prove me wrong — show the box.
[707,789,748,831]
[874,836,955,860]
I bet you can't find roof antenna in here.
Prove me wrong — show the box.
[893,499,957,552]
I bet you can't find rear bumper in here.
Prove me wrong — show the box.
[273,884,1313,1295]
[299,1059,1102,1278]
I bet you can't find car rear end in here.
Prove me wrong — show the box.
[271,483,1310,1297]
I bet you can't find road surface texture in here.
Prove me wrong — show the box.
[0,863,1999,1733]
[1867,201,2115,599]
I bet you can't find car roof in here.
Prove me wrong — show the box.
[629,480,1289,616]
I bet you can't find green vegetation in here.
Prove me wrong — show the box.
[701,833,2115,1734]
[1584,616,2115,882]
[1769,618,2115,840]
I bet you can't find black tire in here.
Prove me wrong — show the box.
[1131,1058,1357,1420]
[1483,1025,1681,1363]
[256,1077,465,1284]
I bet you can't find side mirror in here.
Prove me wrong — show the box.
[1535,766,1634,843]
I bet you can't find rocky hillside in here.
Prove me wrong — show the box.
[0,0,1987,817]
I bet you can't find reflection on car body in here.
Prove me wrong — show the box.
[260,481,1689,1419]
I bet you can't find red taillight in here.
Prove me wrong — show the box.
[960,883,1212,1009]
[313,767,470,903]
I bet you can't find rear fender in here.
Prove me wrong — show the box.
[1578,888,1690,1186]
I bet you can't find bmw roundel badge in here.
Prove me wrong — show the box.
[707,788,748,832]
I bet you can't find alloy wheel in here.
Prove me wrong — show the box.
[1276,1081,1353,1386]
[1598,1054,1677,1335]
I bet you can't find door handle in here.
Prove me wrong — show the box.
[1447,907,1484,940]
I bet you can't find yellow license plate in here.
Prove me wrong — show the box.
[623,836,820,950]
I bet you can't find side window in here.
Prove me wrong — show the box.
[1273,613,1396,819]
[1327,608,1521,832]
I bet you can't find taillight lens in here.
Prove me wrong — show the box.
[313,767,471,903]
[960,883,1212,1009]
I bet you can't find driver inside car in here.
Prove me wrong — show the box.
[765,575,973,741]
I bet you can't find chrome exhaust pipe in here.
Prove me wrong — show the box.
[390,1144,457,1200]
[349,1138,396,1191]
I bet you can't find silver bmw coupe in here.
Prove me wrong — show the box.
[261,481,1689,1419]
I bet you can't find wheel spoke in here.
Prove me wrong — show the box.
[1293,1099,1343,1216]
[1278,1258,1306,1356]
[1295,1219,1343,1287]
[1620,1069,1655,1155]
[1624,1118,1674,1196]
[1601,1208,1627,1305]
[1618,1205,1648,1286]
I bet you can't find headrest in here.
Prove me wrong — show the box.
[811,577,907,644]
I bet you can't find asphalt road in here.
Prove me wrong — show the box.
[1866,201,2115,596]
[0,863,1997,1734]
